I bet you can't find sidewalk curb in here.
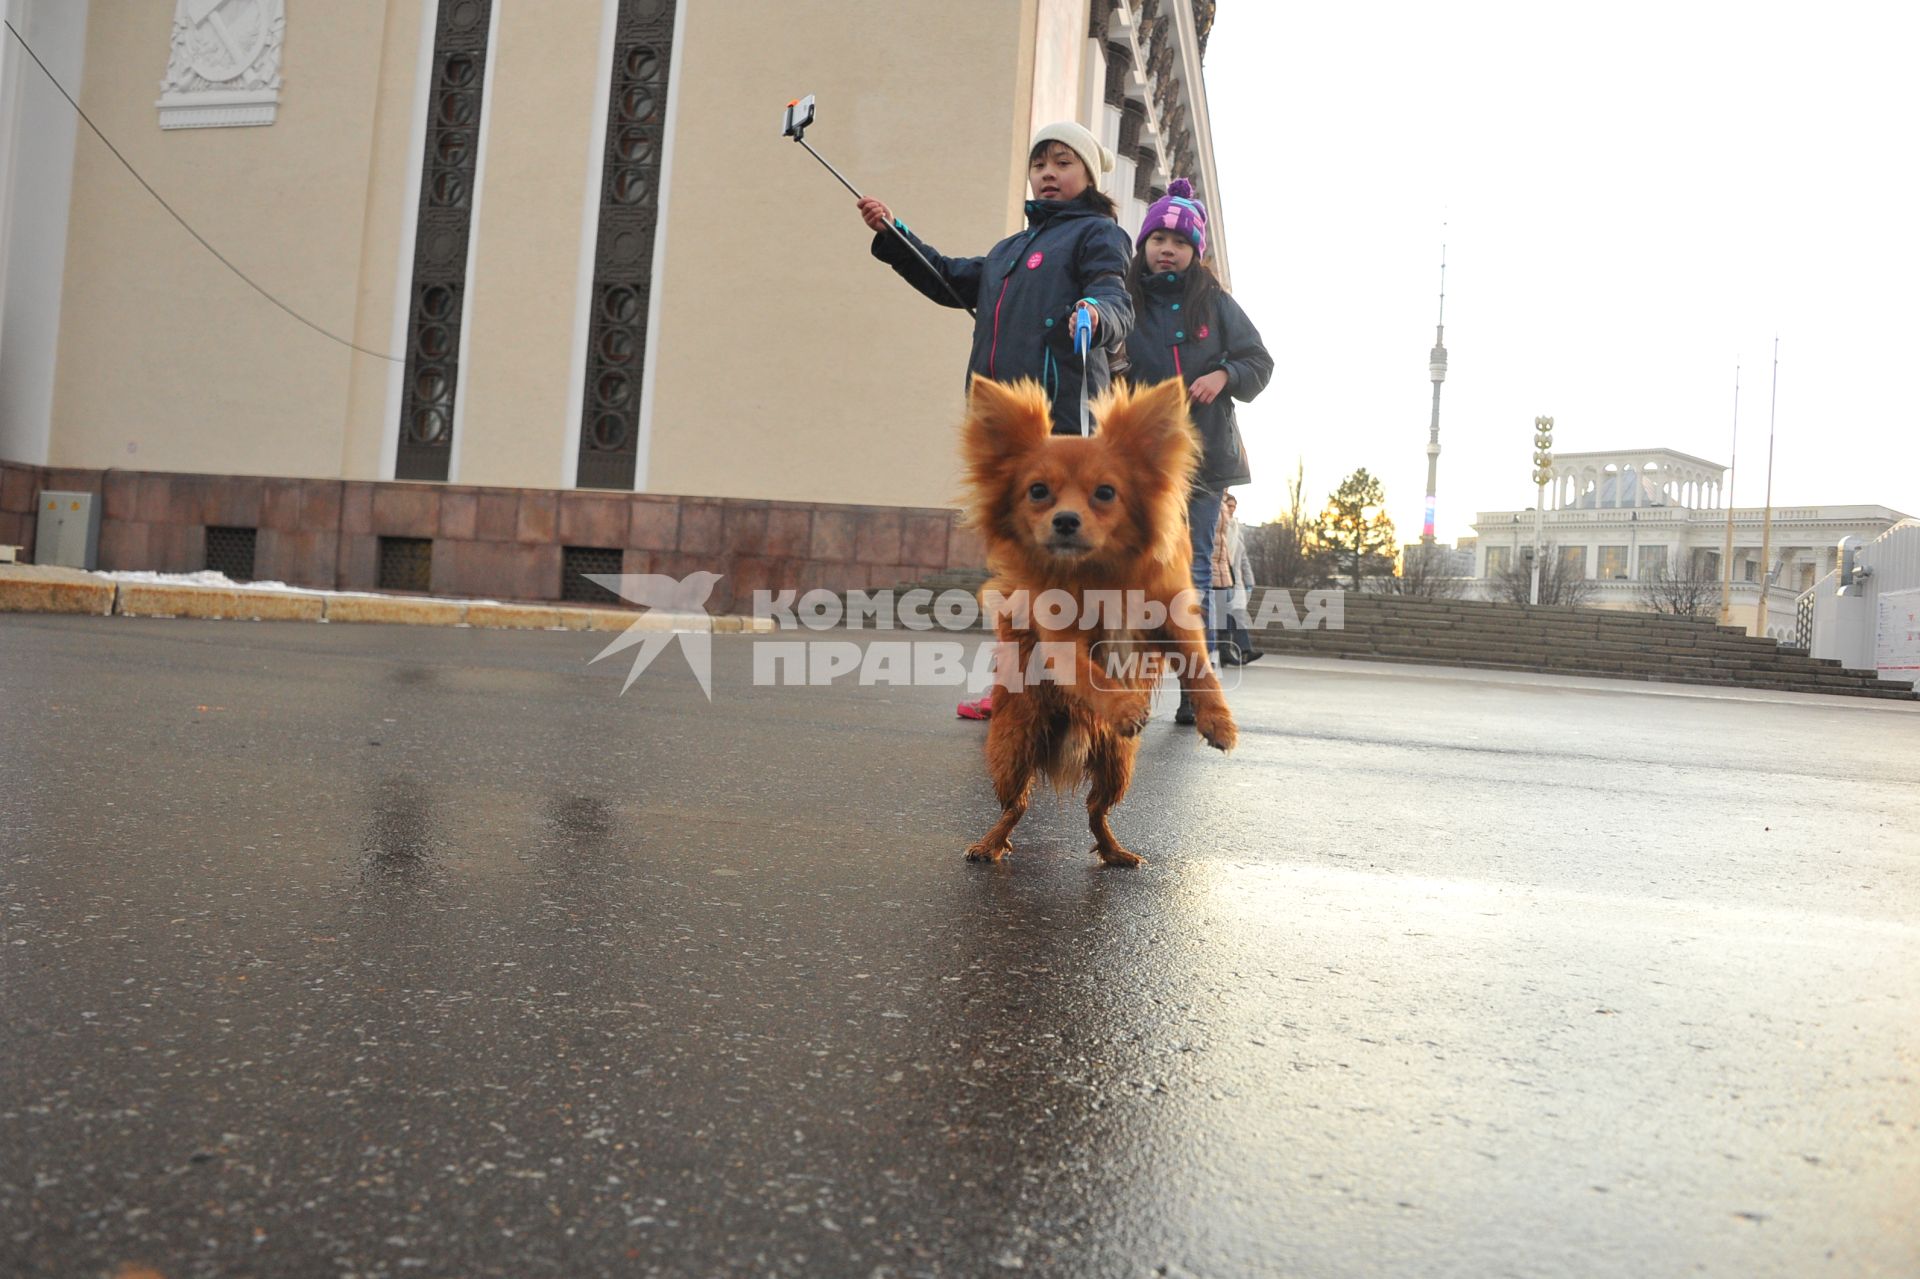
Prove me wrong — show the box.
[0,564,115,616]
[117,581,327,622]
[0,564,772,635]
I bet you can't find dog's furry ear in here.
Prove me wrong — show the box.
[1095,378,1199,566]
[1095,377,1197,479]
[960,377,1052,530]
[962,376,1052,461]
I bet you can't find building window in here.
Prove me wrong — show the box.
[1691,548,1720,581]
[576,0,679,491]
[1104,44,1131,109]
[396,0,494,482]
[1118,100,1146,155]
[1637,545,1668,581]
[1558,546,1587,579]
[1134,150,1160,202]
[1597,545,1629,579]
[1798,562,1816,590]
[1485,545,1510,575]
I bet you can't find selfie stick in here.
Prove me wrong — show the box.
[782,95,977,318]
[1074,302,1095,436]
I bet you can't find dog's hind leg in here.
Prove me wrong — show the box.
[1085,732,1143,867]
[967,693,1041,863]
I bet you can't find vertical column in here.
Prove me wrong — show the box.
[575,0,677,491]
[394,0,494,482]
[0,0,89,469]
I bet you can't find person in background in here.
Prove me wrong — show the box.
[1214,492,1261,664]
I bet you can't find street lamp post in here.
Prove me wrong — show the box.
[1718,364,1740,625]
[1530,416,1554,606]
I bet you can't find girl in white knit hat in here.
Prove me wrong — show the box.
[855,121,1137,720]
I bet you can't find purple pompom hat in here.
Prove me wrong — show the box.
[1137,177,1207,259]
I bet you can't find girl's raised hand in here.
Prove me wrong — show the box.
[856,197,893,233]
[1189,369,1229,405]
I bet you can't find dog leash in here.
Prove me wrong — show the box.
[1073,301,1095,436]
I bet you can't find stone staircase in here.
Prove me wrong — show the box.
[1242,590,1918,701]
[880,568,992,597]
[873,570,1917,701]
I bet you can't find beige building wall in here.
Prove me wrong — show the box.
[50,1,402,478]
[451,2,604,490]
[640,0,1040,509]
[44,1,1116,511]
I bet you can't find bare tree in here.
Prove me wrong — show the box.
[1241,459,1330,590]
[1493,542,1596,607]
[1377,542,1468,598]
[1637,563,1716,618]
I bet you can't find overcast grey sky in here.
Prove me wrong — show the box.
[1202,0,1920,543]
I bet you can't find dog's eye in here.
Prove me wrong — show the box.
[1028,483,1051,501]
[1093,485,1117,502]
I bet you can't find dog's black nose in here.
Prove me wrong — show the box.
[1052,511,1081,536]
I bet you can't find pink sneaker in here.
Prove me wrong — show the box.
[956,692,994,720]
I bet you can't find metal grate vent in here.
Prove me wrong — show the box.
[562,546,623,603]
[204,526,258,581]
[378,536,433,593]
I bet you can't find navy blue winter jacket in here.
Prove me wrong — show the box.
[872,194,1135,435]
[1124,269,1274,488]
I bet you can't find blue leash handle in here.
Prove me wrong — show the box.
[1073,302,1094,435]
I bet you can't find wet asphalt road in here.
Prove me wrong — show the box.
[2,614,1917,1278]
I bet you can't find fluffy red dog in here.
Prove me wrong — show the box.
[960,375,1237,868]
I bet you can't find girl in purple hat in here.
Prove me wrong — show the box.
[1123,178,1275,724]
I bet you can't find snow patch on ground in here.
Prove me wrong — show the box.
[99,569,503,606]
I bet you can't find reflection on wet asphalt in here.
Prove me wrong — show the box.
[3,617,1917,1278]
[360,774,440,882]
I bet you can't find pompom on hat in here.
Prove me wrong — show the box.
[1138,178,1208,259]
[1030,120,1116,193]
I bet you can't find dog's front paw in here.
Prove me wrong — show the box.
[965,837,1013,863]
[1094,841,1145,868]
[1195,702,1237,752]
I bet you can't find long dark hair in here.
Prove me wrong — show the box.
[1027,142,1118,220]
[1126,249,1223,329]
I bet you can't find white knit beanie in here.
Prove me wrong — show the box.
[1030,120,1115,193]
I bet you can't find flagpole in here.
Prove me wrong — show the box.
[1753,338,1779,636]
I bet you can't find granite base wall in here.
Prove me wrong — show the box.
[0,461,984,612]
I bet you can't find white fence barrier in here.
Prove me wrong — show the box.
[1810,521,1920,685]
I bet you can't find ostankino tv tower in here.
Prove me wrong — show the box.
[1422,245,1448,546]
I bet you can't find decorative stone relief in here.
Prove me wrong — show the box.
[156,0,285,130]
